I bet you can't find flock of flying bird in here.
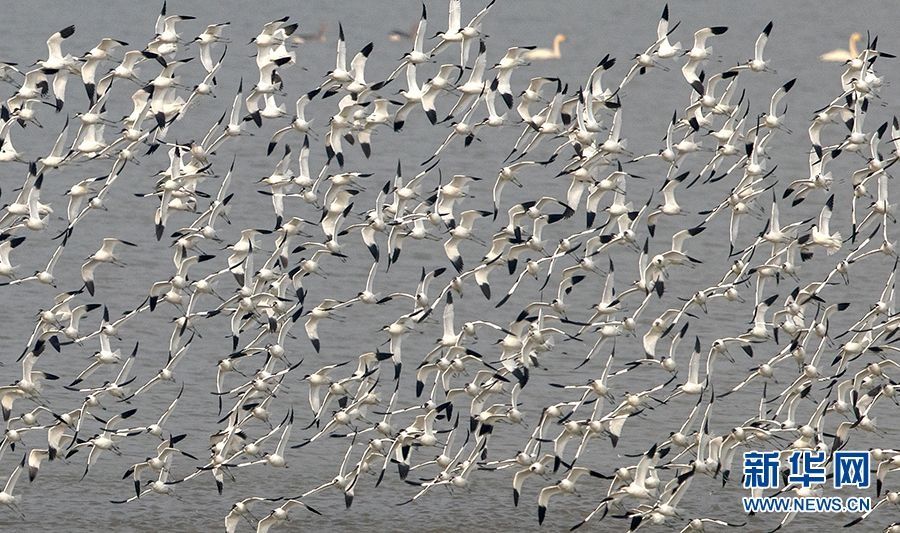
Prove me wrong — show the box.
[0,1,898,532]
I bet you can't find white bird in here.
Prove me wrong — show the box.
[225,496,281,533]
[267,89,318,155]
[682,26,729,83]
[0,456,25,518]
[820,32,862,62]
[37,25,78,111]
[735,21,774,72]
[81,238,137,296]
[388,3,430,80]
[761,78,796,131]
[232,410,294,469]
[79,37,128,103]
[523,34,567,61]
[444,209,491,272]
[538,466,606,525]
[446,40,488,120]
[194,22,231,73]
[804,194,842,256]
[0,236,25,279]
[654,4,682,59]
[255,498,321,533]
[95,50,152,99]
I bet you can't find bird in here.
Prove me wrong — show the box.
[0,7,897,532]
[388,4,429,81]
[803,194,843,256]
[681,26,729,83]
[734,21,774,73]
[225,496,282,533]
[194,22,231,73]
[255,498,321,533]
[294,23,328,44]
[81,238,137,296]
[80,38,129,104]
[537,466,606,524]
[267,89,318,155]
[820,32,863,62]
[37,25,79,111]
[523,34,567,61]
[0,236,26,279]
[0,456,25,518]
[444,209,491,272]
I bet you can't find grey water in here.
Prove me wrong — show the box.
[0,1,897,531]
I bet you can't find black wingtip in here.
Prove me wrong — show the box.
[690,80,704,96]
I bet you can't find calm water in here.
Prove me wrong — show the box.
[0,1,898,531]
